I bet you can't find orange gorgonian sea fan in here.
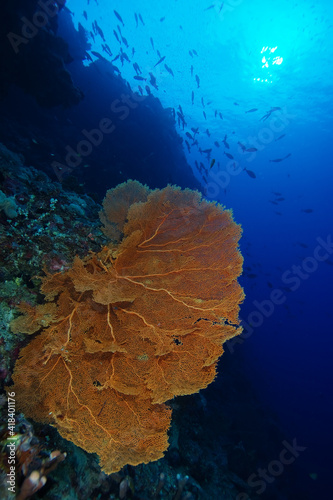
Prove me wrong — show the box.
[9,180,244,473]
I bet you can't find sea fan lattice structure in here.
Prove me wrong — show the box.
[10,181,244,473]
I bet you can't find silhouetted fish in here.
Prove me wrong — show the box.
[138,13,145,25]
[149,73,158,90]
[195,75,200,88]
[114,10,124,26]
[246,147,258,152]
[224,152,234,160]
[150,37,154,50]
[245,108,258,113]
[164,64,174,77]
[154,55,166,67]
[113,30,120,43]
[222,135,229,148]
[133,75,146,81]
[134,13,138,27]
[301,209,314,213]
[275,134,286,142]
[243,168,256,178]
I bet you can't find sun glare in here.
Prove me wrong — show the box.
[254,46,283,84]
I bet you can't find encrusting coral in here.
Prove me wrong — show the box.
[9,180,244,473]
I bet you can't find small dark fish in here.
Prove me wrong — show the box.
[195,74,200,88]
[83,11,88,20]
[150,37,154,50]
[121,37,129,48]
[191,91,194,104]
[202,148,212,154]
[270,153,291,163]
[138,85,143,95]
[91,51,107,62]
[190,65,194,77]
[269,201,278,205]
[189,50,193,58]
[193,49,198,56]
[145,85,151,95]
[275,134,286,142]
[138,13,145,25]
[243,168,256,178]
[214,141,220,148]
[238,141,246,152]
[203,111,207,120]
[219,3,224,13]
[204,4,215,10]
[178,104,184,116]
[186,132,193,140]
[245,147,258,152]
[272,191,282,195]
[210,158,216,169]
[260,107,282,121]
[164,64,174,77]
[133,75,146,81]
[301,209,314,213]
[157,50,161,58]
[201,97,205,107]
[245,108,258,113]
[114,10,124,27]
[219,112,223,120]
[160,16,165,22]
[134,13,138,27]
[102,44,112,56]
[113,30,120,43]
[154,55,166,67]
[133,62,141,75]
[234,102,239,106]
[224,152,234,160]
[191,127,199,136]
[267,281,273,288]
[222,135,229,149]
[185,140,191,153]
[149,73,158,90]
[205,129,211,137]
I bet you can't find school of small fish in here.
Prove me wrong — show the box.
[81,2,302,214]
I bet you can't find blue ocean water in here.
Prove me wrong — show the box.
[1,0,332,498]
